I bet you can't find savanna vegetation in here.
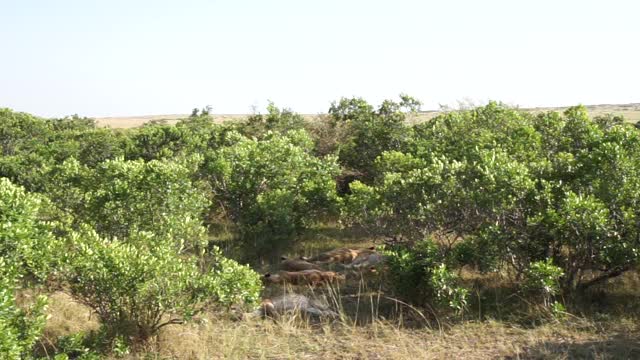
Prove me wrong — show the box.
[1,100,639,359]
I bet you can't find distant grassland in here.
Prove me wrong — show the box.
[95,103,640,128]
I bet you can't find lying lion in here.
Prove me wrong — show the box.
[247,294,339,319]
[279,256,322,271]
[263,269,346,286]
[302,246,376,264]
[343,251,385,270]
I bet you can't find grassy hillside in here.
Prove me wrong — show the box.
[95,103,640,128]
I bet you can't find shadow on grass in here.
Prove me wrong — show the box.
[514,333,640,359]
[210,222,640,336]
[208,221,379,267]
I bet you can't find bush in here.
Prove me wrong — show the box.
[0,108,51,157]
[0,260,48,359]
[74,128,128,167]
[204,130,340,255]
[328,95,420,184]
[524,259,564,308]
[235,101,306,139]
[51,331,102,360]
[449,236,500,273]
[344,103,640,292]
[383,239,468,313]
[46,115,96,132]
[64,229,262,344]
[0,178,61,281]
[125,124,203,162]
[46,157,210,252]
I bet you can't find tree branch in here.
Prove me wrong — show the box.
[577,266,631,291]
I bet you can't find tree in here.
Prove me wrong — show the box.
[0,179,61,358]
[0,260,48,359]
[235,101,306,139]
[64,229,261,345]
[46,157,210,252]
[0,178,61,282]
[328,95,420,186]
[204,130,340,255]
[343,102,640,293]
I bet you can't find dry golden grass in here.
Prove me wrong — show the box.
[95,103,640,128]
[32,226,640,359]
[38,292,639,359]
[37,270,640,360]
[94,114,247,128]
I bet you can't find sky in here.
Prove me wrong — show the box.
[1,0,638,118]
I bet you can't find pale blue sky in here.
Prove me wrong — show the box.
[1,0,638,117]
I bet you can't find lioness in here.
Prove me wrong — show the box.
[303,246,376,264]
[263,270,346,286]
[344,251,385,270]
[249,294,339,319]
[280,256,322,271]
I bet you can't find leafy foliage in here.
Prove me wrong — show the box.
[204,130,340,255]
[525,259,564,308]
[46,157,209,252]
[0,178,61,281]
[344,102,640,292]
[0,260,48,359]
[1,100,639,355]
[382,239,468,313]
[64,229,262,344]
[126,124,203,162]
[328,95,420,184]
[236,101,306,139]
[0,109,129,192]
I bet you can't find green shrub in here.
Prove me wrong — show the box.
[51,331,102,360]
[64,229,262,344]
[0,108,51,158]
[74,128,128,167]
[329,95,419,184]
[430,264,469,314]
[0,178,61,281]
[344,103,640,292]
[235,101,306,139]
[204,130,340,255]
[383,239,468,313]
[449,236,500,273]
[0,260,48,359]
[45,115,96,132]
[524,259,564,308]
[46,157,210,252]
[125,124,201,162]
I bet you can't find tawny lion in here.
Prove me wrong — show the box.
[263,270,346,286]
[248,294,339,319]
[344,251,385,270]
[302,246,376,264]
[279,256,322,271]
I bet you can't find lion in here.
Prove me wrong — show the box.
[302,246,376,265]
[344,251,385,270]
[263,270,346,286]
[279,256,322,271]
[247,294,339,319]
